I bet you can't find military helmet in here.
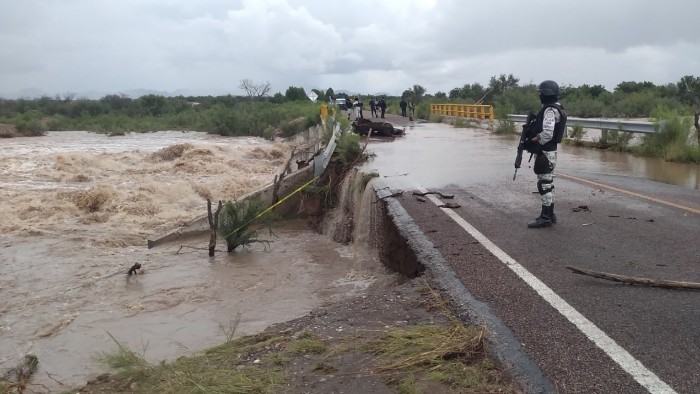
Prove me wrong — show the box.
[537,80,559,97]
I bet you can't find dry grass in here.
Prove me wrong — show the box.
[93,332,288,394]
[354,284,516,393]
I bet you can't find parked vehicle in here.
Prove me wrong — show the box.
[335,98,348,110]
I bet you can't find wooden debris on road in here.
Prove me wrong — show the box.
[412,191,455,199]
[565,265,700,290]
[437,202,461,209]
[415,196,426,203]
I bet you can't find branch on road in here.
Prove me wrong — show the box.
[412,191,455,199]
[565,266,700,291]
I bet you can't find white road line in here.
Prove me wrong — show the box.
[422,191,677,394]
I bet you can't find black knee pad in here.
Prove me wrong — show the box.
[537,179,554,195]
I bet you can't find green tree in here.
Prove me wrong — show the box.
[614,81,656,94]
[271,92,287,104]
[325,87,335,101]
[140,94,166,116]
[488,74,519,97]
[676,75,700,144]
[411,84,427,103]
[285,86,307,101]
[100,94,132,112]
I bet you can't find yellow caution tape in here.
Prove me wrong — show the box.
[223,175,320,239]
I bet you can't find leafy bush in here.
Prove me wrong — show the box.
[636,111,696,162]
[336,132,362,165]
[218,199,273,252]
[429,113,443,123]
[568,124,586,141]
[12,112,47,135]
[605,129,635,152]
[494,120,515,135]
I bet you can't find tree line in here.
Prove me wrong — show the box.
[2,75,699,139]
[0,85,320,138]
[431,74,700,121]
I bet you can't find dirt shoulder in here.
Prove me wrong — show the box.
[70,275,518,394]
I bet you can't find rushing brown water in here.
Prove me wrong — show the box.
[0,131,394,392]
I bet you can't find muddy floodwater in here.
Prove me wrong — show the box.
[0,131,394,391]
[363,122,700,191]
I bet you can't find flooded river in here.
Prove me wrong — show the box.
[0,131,394,391]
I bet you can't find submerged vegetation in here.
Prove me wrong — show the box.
[217,199,275,252]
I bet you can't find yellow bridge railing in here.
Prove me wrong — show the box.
[430,104,494,120]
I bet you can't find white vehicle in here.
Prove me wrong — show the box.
[335,98,349,110]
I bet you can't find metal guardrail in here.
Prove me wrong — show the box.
[432,104,495,120]
[314,121,340,177]
[507,114,657,134]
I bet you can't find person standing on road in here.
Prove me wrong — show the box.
[527,80,567,229]
[399,98,408,117]
[353,97,361,120]
[378,97,387,118]
[369,98,377,118]
[408,100,415,118]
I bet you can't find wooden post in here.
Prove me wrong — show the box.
[207,199,223,257]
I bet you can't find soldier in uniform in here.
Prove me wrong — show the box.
[528,80,567,229]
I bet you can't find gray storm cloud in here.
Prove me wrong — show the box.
[1,0,698,98]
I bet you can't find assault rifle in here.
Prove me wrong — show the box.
[513,112,537,180]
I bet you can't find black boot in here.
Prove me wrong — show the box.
[528,205,552,228]
[532,204,557,223]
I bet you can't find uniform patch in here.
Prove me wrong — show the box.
[543,108,556,130]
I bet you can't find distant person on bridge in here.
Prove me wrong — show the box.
[352,97,362,120]
[400,99,408,117]
[527,80,568,229]
[369,98,378,118]
[378,97,387,118]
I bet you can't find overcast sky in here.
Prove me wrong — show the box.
[2,0,699,98]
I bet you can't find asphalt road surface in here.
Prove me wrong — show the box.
[361,115,700,394]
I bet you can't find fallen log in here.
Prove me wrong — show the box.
[412,191,455,199]
[437,202,461,209]
[565,266,700,290]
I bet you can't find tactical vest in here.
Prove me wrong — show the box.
[534,103,567,151]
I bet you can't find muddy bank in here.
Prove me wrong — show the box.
[76,275,517,394]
